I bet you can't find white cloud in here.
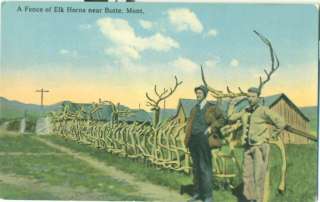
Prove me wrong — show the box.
[139,20,153,30]
[167,8,203,33]
[105,46,140,60]
[97,17,179,60]
[79,24,92,30]
[230,59,240,67]
[206,29,218,37]
[204,59,218,68]
[59,49,69,55]
[59,49,78,57]
[171,57,198,72]
[146,33,180,51]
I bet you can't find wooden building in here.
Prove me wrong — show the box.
[173,93,312,144]
[264,94,311,144]
[60,101,152,123]
[119,109,152,123]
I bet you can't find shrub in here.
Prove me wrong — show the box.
[6,119,20,131]
[25,118,37,132]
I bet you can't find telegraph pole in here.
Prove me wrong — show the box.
[35,88,50,108]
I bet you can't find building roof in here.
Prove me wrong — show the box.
[177,93,310,121]
[179,99,198,119]
[119,109,152,123]
[61,101,113,121]
[159,109,177,122]
[262,93,310,121]
[263,94,282,107]
[61,102,152,122]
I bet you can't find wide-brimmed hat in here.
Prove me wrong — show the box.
[194,85,208,97]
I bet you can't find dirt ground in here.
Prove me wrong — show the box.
[0,130,188,201]
[35,136,189,201]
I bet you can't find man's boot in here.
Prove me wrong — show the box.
[203,197,213,202]
[187,193,201,202]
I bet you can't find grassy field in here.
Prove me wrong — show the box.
[269,143,317,202]
[44,135,318,202]
[0,131,317,201]
[0,132,146,201]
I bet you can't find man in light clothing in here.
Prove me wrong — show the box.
[242,87,286,202]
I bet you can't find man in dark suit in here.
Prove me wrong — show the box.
[184,85,225,202]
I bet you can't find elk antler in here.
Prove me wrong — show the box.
[102,100,134,120]
[102,100,117,112]
[253,30,280,97]
[200,65,248,99]
[146,76,183,109]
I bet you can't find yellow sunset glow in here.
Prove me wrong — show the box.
[0,72,317,109]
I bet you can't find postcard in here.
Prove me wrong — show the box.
[0,2,318,202]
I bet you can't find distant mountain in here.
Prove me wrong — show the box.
[0,97,63,119]
[300,106,317,135]
[0,97,317,132]
[0,97,152,123]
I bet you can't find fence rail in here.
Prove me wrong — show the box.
[52,119,192,173]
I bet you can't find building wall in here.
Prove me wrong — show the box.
[270,99,310,144]
[175,98,312,144]
[176,105,187,124]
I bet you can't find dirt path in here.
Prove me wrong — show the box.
[0,152,67,156]
[35,136,189,202]
[0,173,106,200]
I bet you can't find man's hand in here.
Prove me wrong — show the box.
[272,128,283,138]
[205,127,212,135]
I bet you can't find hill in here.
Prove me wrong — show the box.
[0,97,318,134]
[0,97,152,123]
[0,97,62,120]
[300,106,317,135]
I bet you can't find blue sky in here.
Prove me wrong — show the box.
[1,2,318,108]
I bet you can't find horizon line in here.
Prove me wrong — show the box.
[0,95,317,108]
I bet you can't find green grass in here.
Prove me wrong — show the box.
[0,131,316,201]
[269,143,317,202]
[0,133,147,201]
[0,183,59,200]
[0,154,146,201]
[43,135,192,189]
[0,133,60,153]
[43,135,317,202]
